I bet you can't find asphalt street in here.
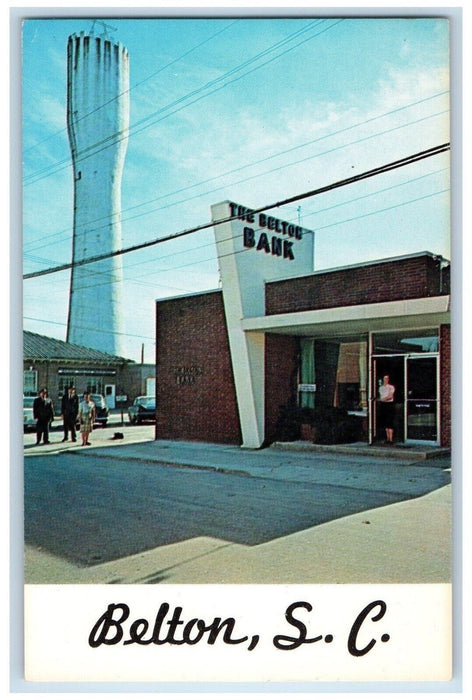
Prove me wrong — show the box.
[24,432,451,570]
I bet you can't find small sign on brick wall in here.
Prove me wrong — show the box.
[298,383,317,392]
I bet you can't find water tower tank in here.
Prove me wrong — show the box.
[66,31,129,356]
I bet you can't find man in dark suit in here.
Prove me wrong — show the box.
[61,386,79,442]
[33,388,54,445]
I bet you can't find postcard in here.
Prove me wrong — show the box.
[15,8,459,690]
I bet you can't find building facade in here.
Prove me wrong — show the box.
[155,201,451,448]
[23,331,155,409]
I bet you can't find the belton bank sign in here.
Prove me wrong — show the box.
[227,201,306,261]
[211,200,315,318]
[211,199,315,448]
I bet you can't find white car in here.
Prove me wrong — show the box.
[23,396,36,432]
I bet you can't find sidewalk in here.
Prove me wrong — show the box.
[24,436,452,585]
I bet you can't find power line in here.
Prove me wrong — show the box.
[311,187,450,232]
[23,19,241,156]
[23,149,449,280]
[23,143,450,281]
[122,188,450,278]
[32,171,448,295]
[123,166,449,279]
[110,108,449,231]
[23,316,156,343]
[299,166,449,222]
[25,177,450,326]
[23,19,331,186]
[24,95,449,255]
[24,167,449,299]
[114,91,448,221]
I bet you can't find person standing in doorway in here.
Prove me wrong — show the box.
[61,386,79,442]
[378,374,396,445]
[78,392,96,446]
[33,388,54,445]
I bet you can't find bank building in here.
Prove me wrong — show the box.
[154,200,451,450]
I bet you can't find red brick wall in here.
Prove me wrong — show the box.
[155,291,241,444]
[264,334,299,444]
[154,265,450,448]
[266,255,444,315]
[440,324,451,447]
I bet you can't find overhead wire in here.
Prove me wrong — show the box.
[310,187,450,233]
[24,96,449,256]
[23,143,450,281]
[97,91,450,224]
[23,19,241,156]
[22,21,450,346]
[60,184,450,297]
[25,148,450,339]
[23,19,334,186]
[295,166,450,223]
[112,188,450,278]
[24,20,326,184]
[59,164,450,294]
[24,175,450,327]
[26,171,449,340]
[112,108,449,227]
[23,316,157,343]
[23,144,450,293]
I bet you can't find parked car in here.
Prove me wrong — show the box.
[76,393,109,428]
[128,396,156,424]
[23,396,36,432]
[89,394,109,426]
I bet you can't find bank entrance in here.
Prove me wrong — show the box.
[371,328,439,445]
[297,327,440,446]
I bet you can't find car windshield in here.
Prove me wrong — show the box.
[23,397,35,408]
[137,397,155,407]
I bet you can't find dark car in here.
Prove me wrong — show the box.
[128,396,156,424]
[76,394,109,428]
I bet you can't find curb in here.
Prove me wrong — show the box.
[272,441,451,461]
[66,449,252,477]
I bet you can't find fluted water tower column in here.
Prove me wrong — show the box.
[66,32,129,356]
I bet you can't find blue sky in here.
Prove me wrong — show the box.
[21,15,451,362]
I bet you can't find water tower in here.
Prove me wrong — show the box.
[66,25,129,356]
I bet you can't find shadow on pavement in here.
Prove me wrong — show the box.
[24,451,451,568]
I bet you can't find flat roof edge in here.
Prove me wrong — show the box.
[155,287,222,303]
[264,251,449,284]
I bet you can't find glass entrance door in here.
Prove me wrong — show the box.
[372,356,404,443]
[406,356,438,442]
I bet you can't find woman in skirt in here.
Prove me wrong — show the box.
[78,392,96,446]
[378,375,396,445]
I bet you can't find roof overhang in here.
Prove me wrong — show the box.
[241,295,450,337]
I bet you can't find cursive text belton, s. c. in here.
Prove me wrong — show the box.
[88,599,390,657]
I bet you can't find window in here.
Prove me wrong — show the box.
[58,376,76,396]
[335,341,368,411]
[373,329,439,355]
[23,370,38,396]
[299,338,368,413]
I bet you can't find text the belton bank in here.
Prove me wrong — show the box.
[229,201,308,261]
